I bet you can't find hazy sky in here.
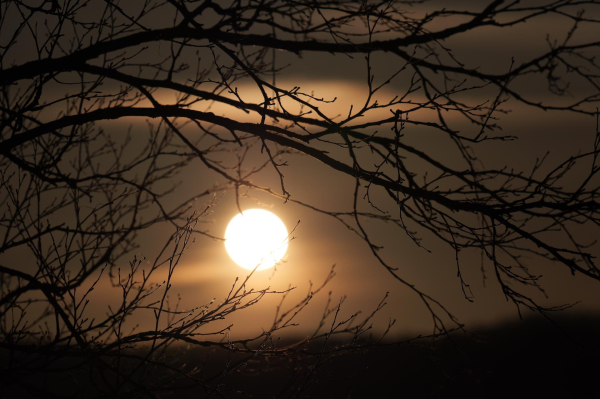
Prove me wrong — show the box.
[3,1,600,340]
[158,4,600,337]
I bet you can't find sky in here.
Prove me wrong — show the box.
[158,3,600,337]
[118,4,600,338]
[3,0,600,341]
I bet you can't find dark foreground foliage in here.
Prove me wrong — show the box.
[3,313,599,399]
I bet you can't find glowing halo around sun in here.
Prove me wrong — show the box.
[224,209,289,270]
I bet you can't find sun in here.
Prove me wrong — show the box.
[224,209,289,270]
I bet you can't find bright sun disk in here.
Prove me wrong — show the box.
[224,209,289,270]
